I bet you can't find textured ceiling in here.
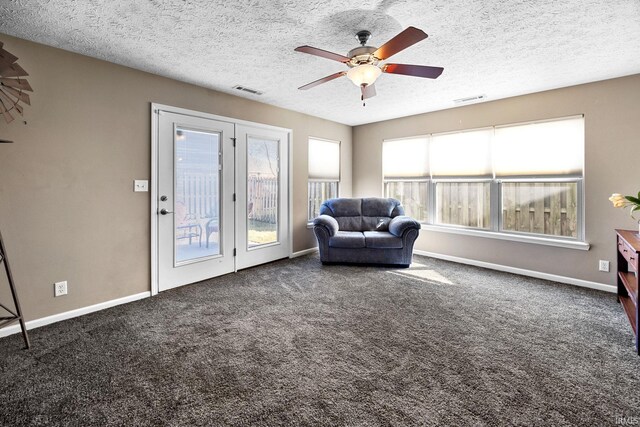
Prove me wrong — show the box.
[1,0,639,126]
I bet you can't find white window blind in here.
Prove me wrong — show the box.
[308,138,340,180]
[493,116,584,177]
[383,137,429,179]
[429,129,493,178]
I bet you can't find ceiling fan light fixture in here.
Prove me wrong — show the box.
[346,64,381,87]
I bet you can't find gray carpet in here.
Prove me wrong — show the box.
[0,254,638,426]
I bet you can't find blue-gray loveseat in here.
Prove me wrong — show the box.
[312,197,421,267]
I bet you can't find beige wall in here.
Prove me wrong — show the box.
[0,34,352,321]
[353,73,640,285]
[1,31,637,325]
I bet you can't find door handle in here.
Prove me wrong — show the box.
[159,208,173,215]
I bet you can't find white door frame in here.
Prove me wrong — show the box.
[150,103,293,296]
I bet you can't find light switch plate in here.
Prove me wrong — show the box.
[134,180,149,192]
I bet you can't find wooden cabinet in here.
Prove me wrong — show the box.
[616,229,640,354]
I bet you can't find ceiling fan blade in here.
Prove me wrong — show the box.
[294,46,351,63]
[1,86,30,105]
[373,27,428,60]
[0,77,33,91]
[383,63,444,79]
[0,62,28,77]
[298,71,346,90]
[361,83,377,100]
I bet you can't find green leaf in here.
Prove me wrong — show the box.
[625,196,640,205]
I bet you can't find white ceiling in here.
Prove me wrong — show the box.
[1,0,639,126]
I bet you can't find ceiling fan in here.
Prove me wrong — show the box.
[294,26,443,105]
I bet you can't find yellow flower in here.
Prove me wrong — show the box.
[610,193,628,208]
[609,192,640,219]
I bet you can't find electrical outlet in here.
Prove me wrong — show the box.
[54,281,68,297]
[133,180,149,192]
[598,260,610,272]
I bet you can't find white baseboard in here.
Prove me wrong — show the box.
[290,247,318,258]
[0,291,151,338]
[413,250,616,293]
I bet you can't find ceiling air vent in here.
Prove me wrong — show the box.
[453,94,487,105]
[233,85,263,95]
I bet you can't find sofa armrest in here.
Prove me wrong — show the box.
[313,215,339,237]
[389,216,421,237]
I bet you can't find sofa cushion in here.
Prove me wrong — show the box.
[320,198,362,217]
[329,231,366,248]
[334,216,361,231]
[363,231,404,249]
[362,197,404,217]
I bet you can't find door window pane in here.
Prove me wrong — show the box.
[436,182,490,229]
[501,182,578,238]
[247,137,279,247]
[175,128,220,263]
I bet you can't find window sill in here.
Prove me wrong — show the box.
[420,224,590,251]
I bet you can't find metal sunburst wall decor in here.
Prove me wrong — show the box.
[0,41,33,125]
[0,41,33,349]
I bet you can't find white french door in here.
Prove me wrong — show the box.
[153,106,290,293]
[235,125,290,270]
[157,112,235,291]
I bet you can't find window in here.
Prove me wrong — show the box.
[383,137,429,221]
[308,138,340,220]
[430,129,492,228]
[501,182,578,237]
[381,116,585,242]
[435,182,491,228]
[494,117,584,238]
